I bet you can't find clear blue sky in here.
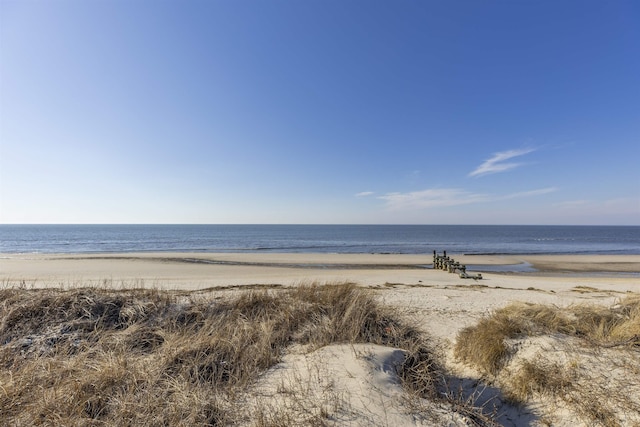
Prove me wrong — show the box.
[1,0,639,224]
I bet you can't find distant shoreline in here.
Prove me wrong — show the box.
[2,252,639,289]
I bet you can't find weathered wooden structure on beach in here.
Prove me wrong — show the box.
[433,250,482,280]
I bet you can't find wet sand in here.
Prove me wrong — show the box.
[1,252,638,290]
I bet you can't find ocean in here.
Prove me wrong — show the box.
[1,225,639,255]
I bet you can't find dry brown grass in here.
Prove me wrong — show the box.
[506,359,576,401]
[0,282,491,426]
[454,295,640,426]
[454,312,522,376]
[455,295,640,376]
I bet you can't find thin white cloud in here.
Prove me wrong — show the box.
[500,187,558,200]
[469,148,536,177]
[377,189,489,210]
[355,191,375,197]
[378,187,555,211]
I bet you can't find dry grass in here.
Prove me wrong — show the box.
[0,282,492,426]
[454,312,522,376]
[455,296,640,375]
[506,359,576,401]
[454,295,640,426]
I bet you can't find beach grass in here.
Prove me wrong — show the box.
[4,279,638,426]
[0,282,497,426]
[454,296,640,426]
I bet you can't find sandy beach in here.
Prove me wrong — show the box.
[2,252,639,340]
[2,252,639,286]
[2,253,639,426]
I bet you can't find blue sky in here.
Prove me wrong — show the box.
[1,0,638,224]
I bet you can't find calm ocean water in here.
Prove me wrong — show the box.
[1,225,639,255]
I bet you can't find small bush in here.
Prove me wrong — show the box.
[454,296,640,426]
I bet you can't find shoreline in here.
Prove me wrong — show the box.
[1,252,639,290]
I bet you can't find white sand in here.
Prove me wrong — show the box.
[2,252,639,425]
[2,252,638,289]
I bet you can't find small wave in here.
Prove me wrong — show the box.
[252,243,369,251]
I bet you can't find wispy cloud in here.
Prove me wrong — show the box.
[469,148,536,177]
[377,189,489,210]
[500,187,557,199]
[378,187,556,210]
[355,191,374,197]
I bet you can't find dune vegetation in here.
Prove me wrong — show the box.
[454,296,640,426]
[0,282,500,426]
[2,281,639,426]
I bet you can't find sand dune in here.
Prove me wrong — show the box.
[1,253,639,425]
